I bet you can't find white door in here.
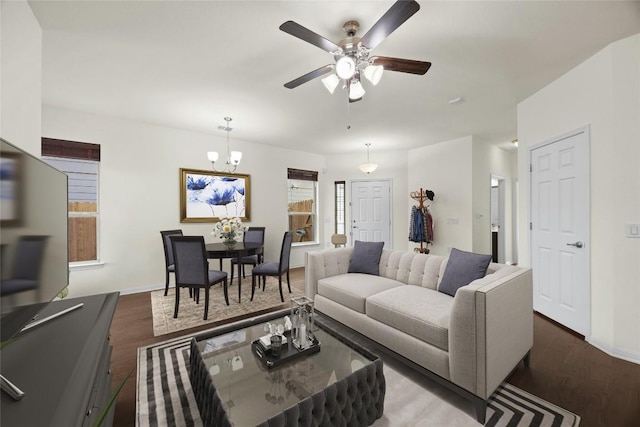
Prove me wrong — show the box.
[530,126,590,336]
[350,180,392,248]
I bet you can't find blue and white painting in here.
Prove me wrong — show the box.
[183,170,248,221]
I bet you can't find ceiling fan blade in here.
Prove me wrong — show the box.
[359,0,421,50]
[371,56,431,75]
[279,21,341,53]
[284,64,334,89]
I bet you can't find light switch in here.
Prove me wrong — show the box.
[626,223,640,238]
[447,217,459,225]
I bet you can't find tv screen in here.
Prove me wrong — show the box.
[0,138,69,342]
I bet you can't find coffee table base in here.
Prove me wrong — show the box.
[188,313,385,427]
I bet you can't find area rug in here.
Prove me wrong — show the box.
[151,277,305,336]
[137,329,581,426]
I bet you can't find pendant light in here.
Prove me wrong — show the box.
[358,143,378,174]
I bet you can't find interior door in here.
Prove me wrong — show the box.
[350,180,391,248]
[530,126,590,336]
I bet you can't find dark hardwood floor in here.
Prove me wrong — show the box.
[109,267,640,426]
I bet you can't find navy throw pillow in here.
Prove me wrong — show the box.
[348,240,384,276]
[438,248,492,297]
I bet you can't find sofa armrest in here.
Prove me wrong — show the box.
[305,247,353,299]
[448,267,533,399]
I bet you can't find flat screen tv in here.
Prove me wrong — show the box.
[0,137,69,342]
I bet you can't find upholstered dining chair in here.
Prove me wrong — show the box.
[250,231,294,303]
[0,235,49,296]
[160,229,184,296]
[230,226,265,284]
[171,236,229,320]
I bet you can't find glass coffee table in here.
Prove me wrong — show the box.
[189,310,385,426]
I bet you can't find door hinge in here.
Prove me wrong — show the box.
[530,164,532,173]
[530,222,532,230]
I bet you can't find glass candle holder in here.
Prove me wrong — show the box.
[290,296,314,350]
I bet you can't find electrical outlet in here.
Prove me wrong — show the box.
[626,223,640,238]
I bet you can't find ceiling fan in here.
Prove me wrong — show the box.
[280,0,431,102]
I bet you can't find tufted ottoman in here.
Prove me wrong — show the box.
[189,310,385,427]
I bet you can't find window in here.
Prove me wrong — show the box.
[335,181,346,234]
[287,168,318,244]
[42,138,100,264]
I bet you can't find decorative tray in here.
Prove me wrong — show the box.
[251,330,320,369]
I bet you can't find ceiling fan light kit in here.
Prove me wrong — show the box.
[280,0,431,102]
[349,80,366,100]
[363,64,384,86]
[321,73,340,94]
[208,117,242,173]
[336,56,356,80]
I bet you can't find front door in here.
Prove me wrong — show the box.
[530,126,590,336]
[350,180,392,248]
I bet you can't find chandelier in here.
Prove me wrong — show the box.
[358,143,378,174]
[207,117,242,172]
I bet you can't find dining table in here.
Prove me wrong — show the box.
[205,242,263,303]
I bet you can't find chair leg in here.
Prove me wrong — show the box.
[242,264,246,278]
[251,274,257,301]
[173,286,180,318]
[222,278,229,306]
[164,270,170,296]
[278,276,284,302]
[286,269,292,293]
[230,264,235,286]
[203,287,210,320]
[262,275,266,291]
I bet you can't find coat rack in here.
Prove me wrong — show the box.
[410,188,435,254]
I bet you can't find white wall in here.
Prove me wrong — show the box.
[517,34,640,362]
[0,0,42,151]
[407,136,474,256]
[42,105,326,297]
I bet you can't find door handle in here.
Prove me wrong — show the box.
[566,241,584,248]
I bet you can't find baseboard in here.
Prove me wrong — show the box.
[119,283,165,296]
[587,337,640,365]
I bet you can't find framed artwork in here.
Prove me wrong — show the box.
[0,151,22,226]
[180,168,250,223]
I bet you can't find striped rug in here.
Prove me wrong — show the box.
[137,336,580,427]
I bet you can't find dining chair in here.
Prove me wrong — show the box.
[250,231,294,303]
[171,235,229,320]
[160,230,183,296]
[230,226,265,284]
[0,235,49,296]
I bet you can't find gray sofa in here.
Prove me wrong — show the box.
[305,247,533,423]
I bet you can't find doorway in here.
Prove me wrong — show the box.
[350,179,392,248]
[530,126,590,336]
[490,175,506,263]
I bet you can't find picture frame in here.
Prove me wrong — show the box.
[180,168,250,223]
[0,151,22,226]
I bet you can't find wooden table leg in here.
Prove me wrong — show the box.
[237,261,242,302]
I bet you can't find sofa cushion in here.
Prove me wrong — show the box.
[366,286,453,351]
[348,240,384,275]
[317,273,404,313]
[438,248,492,297]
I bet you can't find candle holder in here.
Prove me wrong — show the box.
[290,296,314,350]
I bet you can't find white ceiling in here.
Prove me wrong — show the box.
[28,0,640,155]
